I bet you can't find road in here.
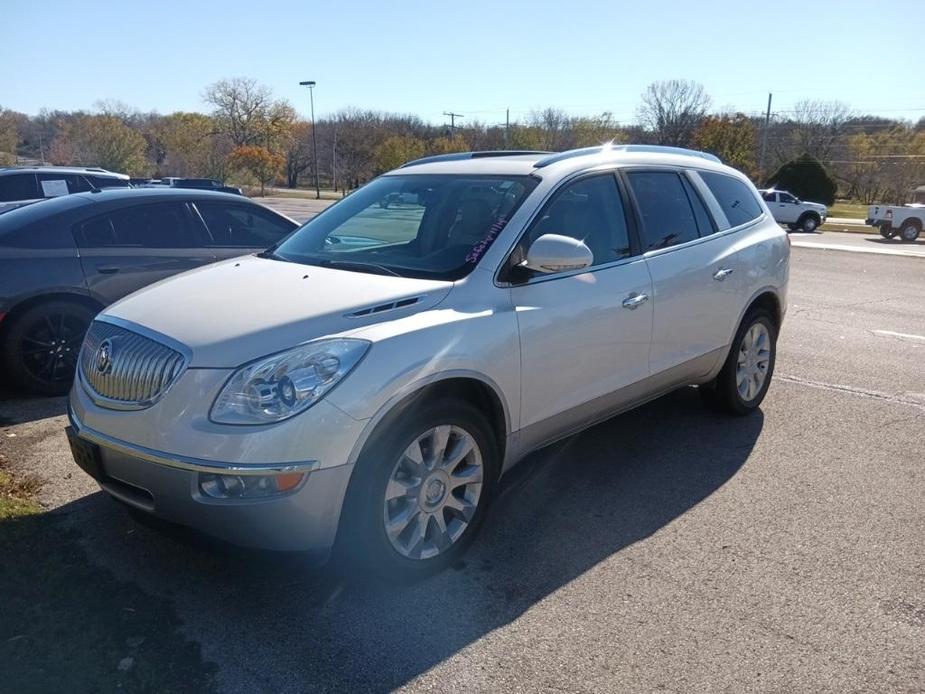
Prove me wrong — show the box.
[1,246,923,692]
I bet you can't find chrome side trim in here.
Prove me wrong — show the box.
[68,408,319,476]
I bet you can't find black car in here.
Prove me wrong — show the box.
[160,177,244,195]
[0,166,131,208]
[0,188,298,394]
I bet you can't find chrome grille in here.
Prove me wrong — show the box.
[79,320,187,408]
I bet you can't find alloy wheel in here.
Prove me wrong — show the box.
[383,424,484,560]
[735,322,772,403]
[20,312,85,386]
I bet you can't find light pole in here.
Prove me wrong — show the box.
[299,80,321,199]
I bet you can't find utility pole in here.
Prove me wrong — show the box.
[332,126,337,193]
[759,92,772,182]
[443,111,464,132]
[505,109,510,148]
[299,80,321,199]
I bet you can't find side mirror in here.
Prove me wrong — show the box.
[522,234,593,274]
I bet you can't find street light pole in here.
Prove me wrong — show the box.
[299,80,321,200]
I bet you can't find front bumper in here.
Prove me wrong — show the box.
[67,365,371,556]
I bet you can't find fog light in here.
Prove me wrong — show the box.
[199,472,305,499]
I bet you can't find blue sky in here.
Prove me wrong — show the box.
[3,0,922,125]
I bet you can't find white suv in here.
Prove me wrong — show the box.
[759,188,827,232]
[67,145,789,578]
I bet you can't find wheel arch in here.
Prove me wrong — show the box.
[345,371,511,471]
[0,291,104,336]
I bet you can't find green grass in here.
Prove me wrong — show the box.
[827,202,869,219]
[0,469,42,520]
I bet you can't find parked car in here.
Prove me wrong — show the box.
[66,145,789,579]
[758,189,827,232]
[866,203,924,242]
[0,188,297,394]
[0,166,131,212]
[158,177,243,196]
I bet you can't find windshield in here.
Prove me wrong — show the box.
[272,174,538,280]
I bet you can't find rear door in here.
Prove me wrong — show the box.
[73,202,217,303]
[625,168,743,379]
[192,200,297,260]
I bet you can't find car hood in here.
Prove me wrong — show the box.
[804,201,826,212]
[103,255,453,367]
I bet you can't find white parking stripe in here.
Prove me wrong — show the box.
[791,241,925,258]
[872,330,925,343]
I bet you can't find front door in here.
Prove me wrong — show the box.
[510,173,653,435]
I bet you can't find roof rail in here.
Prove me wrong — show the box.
[534,144,721,168]
[399,150,552,168]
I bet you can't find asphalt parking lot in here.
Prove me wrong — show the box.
[1,236,923,692]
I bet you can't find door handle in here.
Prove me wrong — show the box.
[713,267,734,281]
[96,266,120,274]
[622,292,649,310]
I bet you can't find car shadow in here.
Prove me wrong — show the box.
[864,237,925,248]
[0,387,763,692]
[0,392,67,426]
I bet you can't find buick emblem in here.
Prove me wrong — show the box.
[95,339,114,375]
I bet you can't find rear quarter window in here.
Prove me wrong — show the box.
[0,220,77,250]
[699,172,764,228]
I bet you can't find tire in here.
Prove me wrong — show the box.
[798,214,820,233]
[700,308,777,416]
[786,224,798,232]
[337,397,498,581]
[899,220,921,243]
[879,225,895,239]
[1,300,95,395]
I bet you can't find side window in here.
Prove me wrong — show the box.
[626,171,700,251]
[196,202,296,247]
[0,174,39,202]
[525,174,631,267]
[74,203,196,248]
[700,172,764,227]
[762,191,777,202]
[0,222,77,250]
[778,192,796,204]
[36,173,80,197]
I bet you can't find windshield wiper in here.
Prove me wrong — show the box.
[320,259,402,277]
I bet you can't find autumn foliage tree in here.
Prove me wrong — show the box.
[693,114,758,178]
[228,145,283,195]
[375,135,426,172]
[50,115,149,174]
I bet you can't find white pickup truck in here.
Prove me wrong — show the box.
[866,204,924,242]
[759,189,828,232]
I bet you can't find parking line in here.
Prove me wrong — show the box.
[872,329,925,344]
[791,241,925,258]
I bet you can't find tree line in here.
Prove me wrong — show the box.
[1,78,922,203]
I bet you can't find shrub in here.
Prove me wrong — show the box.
[766,154,837,205]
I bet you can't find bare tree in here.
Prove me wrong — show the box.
[203,77,275,147]
[636,79,711,147]
[788,99,851,162]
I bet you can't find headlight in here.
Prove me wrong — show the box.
[210,338,369,425]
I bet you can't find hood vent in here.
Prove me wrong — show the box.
[346,296,421,318]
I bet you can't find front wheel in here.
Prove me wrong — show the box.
[337,398,498,581]
[701,309,777,415]
[899,221,921,242]
[1,300,95,395]
[799,214,820,233]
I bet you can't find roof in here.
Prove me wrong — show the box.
[389,144,733,179]
[0,165,129,179]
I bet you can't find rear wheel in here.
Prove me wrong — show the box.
[701,309,777,415]
[879,225,895,239]
[337,398,498,581]
[899,220,921,242]
[1,300,95,395]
